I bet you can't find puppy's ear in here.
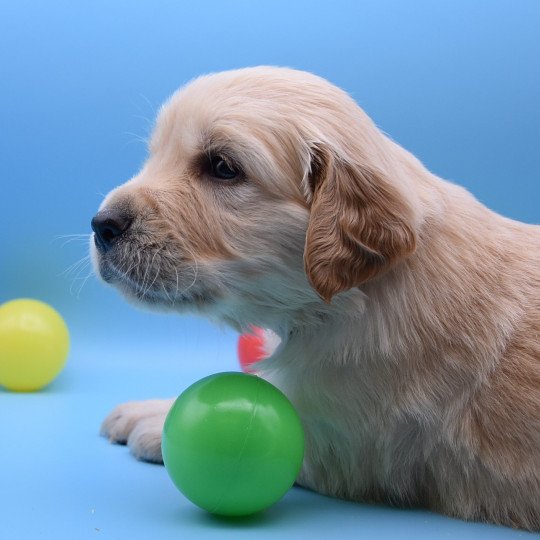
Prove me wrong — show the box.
[303,145,417,302]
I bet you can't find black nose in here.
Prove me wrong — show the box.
[91,209,133,252]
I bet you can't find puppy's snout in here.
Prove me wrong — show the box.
[91,208,133,252]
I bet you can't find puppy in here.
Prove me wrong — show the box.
[92,67,540,530]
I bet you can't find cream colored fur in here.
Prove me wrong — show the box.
[94,67,540,530]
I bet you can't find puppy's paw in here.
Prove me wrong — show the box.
[100,399,174,463]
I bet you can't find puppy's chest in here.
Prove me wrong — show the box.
[263,360,435,496]
[275,368,410,444]
[264,348,409,434]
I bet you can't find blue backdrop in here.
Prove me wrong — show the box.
[1,0,538,346]
[1,2,539,539]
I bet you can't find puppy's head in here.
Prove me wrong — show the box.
[91,67,418,326]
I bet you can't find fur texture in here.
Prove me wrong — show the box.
[93,67,540,530]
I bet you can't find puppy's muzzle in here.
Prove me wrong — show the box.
[91,208,133,252]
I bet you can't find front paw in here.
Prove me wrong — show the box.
[100,399,174,463]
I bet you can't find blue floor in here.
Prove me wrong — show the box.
[1,333,535,540]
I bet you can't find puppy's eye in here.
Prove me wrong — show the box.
[209,155,238,181]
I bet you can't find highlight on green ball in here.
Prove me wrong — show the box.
[0,298,70,392]
[162,372,305,517]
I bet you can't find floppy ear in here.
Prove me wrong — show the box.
[303,145,417,303]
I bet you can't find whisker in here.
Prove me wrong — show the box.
[69,259,92,296]
[60,255,91,277]
[139,250,153,294]
[75,270,94,299]
[176,245,199,298]
[161,282,172,303]
[118,257,139,283]
[53,234,90,240]
[138,93,157,119]
[144,262,161,297]
[132,114,154,130]
[62,238,92,248]
[52,233,92,248]
[121,131,149,150]
[130,93,156,128]
[141,248,162,297]
[180,261,198,296]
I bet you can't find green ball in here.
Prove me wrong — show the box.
[162,372,304,516]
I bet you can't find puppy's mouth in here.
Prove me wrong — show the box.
[92,242,212,308]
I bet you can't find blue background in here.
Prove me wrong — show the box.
[0,1,538,538]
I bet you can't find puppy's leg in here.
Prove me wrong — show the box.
[100,399,174,463]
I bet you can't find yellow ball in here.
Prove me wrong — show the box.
[0,299,70,391]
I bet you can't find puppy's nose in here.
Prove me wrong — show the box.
[91,209,133,252]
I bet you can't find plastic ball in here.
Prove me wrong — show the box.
[162,372,304,516]
[0,299,70,391]
[237,326,267,372]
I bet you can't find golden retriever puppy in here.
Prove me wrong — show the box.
[92,67,540,530]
